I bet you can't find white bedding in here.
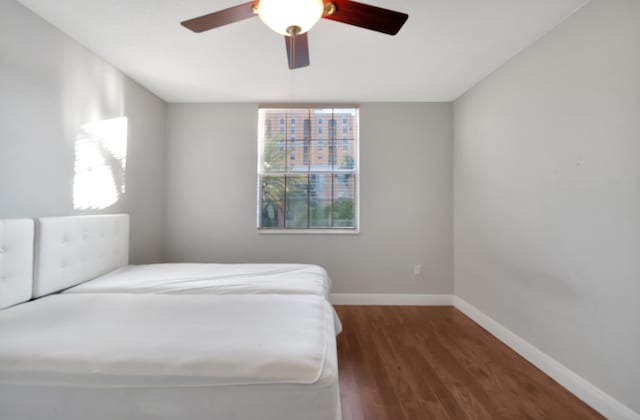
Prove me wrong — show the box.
[65,263,332,298]
[0,293,332,387]
[63,263,343,334]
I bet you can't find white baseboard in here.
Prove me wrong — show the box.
[330,293,453,306]
[453,296,640,420]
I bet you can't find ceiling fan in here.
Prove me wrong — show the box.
[180,0,408,69]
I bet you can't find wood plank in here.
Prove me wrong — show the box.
[335,306,603,420]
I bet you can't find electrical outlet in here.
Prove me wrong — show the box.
[413,264,421,276]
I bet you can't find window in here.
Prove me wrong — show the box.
[258,107,359,232]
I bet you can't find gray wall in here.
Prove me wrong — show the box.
[454,0,640,413]
[165,103,453,294]
[0,0,166,263]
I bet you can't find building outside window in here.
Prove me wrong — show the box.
[258,107,359,231]
[303,119,310,166]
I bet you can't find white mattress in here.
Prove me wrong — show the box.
[63,263,344,334]
[0,293,340,420]
[65,263,332,298]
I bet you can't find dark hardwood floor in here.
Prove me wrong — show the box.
[335,306,603,420]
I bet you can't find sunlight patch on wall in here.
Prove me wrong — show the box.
[73,117,128,210]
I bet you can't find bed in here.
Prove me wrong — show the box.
[34,214,341,333]
[64,263,332,298]
[33,215,332,300]
[0,215,342,420]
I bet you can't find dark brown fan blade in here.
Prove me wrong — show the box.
[285,33,310,69]
[181,1,257,33]
[323,0,408,35]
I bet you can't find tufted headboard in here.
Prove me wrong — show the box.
[33,214,129,298]
[0,219,35,310]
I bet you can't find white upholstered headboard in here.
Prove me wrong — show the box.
[0,219,34,310]
[34,214,129,298]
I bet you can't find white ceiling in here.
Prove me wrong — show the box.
[16,0,588,103]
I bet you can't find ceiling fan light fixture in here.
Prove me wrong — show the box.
[257,0,324,36]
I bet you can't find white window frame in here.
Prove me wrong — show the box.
[257,105,360,234]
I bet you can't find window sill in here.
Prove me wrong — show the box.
[257,228,360,235]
